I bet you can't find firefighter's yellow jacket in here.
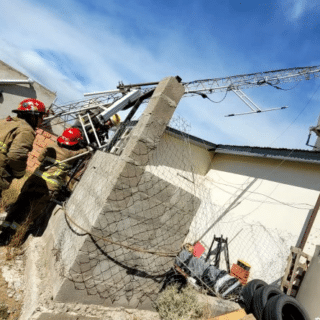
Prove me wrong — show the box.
[33,141,87,192]
[0,116,35,188]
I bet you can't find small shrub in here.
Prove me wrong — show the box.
[0,303,9,319]
[155,284,204,320]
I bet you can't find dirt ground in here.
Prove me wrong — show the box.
[0,246,23,320]
[0,177,27,320]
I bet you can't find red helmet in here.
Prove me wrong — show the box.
[13,99,46,114]
[57,128,83,146]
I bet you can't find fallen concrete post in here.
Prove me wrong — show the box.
[41,76,201,310]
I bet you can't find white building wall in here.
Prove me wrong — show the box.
[0,60,56,118]
[146,133,320,284]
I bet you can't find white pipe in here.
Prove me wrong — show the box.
[84,89,121,96]
[0,78,34,85]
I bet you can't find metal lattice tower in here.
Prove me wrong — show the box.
[45,65,320,144]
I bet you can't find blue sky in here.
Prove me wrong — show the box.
[0,0,320,149]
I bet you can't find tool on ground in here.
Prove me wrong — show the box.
[205,235,230,273]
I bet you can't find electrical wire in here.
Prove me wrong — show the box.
[268,82,320,147]
[208,179,313,210]
[194,90,228,103]
[199,80,320,235]
[256,79,301,91]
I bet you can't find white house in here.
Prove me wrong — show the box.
[143,125,320,284]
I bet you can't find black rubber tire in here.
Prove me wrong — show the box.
[262,294,310,320]
[241,279,268,313]
[251,285,283,320]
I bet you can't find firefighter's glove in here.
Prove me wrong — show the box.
[56,185,71,202]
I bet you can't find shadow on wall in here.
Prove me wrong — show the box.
[0,84,37,100]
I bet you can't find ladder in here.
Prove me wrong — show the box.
[78,113,102,148]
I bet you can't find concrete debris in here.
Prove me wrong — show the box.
[1,255,25,302]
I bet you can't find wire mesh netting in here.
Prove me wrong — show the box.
[49,111,320,307]
[54,115,203,307]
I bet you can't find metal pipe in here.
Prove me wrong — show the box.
[84,89,121,96]
[44,150,92,170]
[0,78,34,85]
[117,81,159,89]
[225,106,288,117]
[116,76,181,89]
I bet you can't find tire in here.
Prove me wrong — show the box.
[251,285,283,320]
[241,279,268,313]
[262,294,310,320]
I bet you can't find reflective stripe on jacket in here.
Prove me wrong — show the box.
[0,141,7,154]
[33,169,64,187]
[34,142,87,191]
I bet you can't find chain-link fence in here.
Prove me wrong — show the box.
[52,114,320,307]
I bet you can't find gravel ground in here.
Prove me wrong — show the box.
[0,245,25,320]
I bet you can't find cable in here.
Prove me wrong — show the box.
[208,179,313,210]
[268,82,320,147]
[194,90,228,104]
[256,79,301,91]
[59,203,180,257]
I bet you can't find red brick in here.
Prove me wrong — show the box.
[42,131,52,139]
[44,138,52,145]
[36,142,46,148]
[35,135,46,142]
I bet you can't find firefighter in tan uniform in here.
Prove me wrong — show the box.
[74,112,121,146]
[0,98,46,195]
[0,127,88,245]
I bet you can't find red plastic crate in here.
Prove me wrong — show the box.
[230,264,250,285]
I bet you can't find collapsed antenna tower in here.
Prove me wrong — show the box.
[44,65,320,150]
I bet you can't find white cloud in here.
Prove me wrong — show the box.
[281,0,320,21]
[0,0,225,102]
[0,0,318,150]
[292,0,306,19]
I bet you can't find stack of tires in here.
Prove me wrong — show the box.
[241,280,310,320]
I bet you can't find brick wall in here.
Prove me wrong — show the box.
[26,129,58,173]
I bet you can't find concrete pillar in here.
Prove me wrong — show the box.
[296,245,320,319]
[43,77,201,310]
